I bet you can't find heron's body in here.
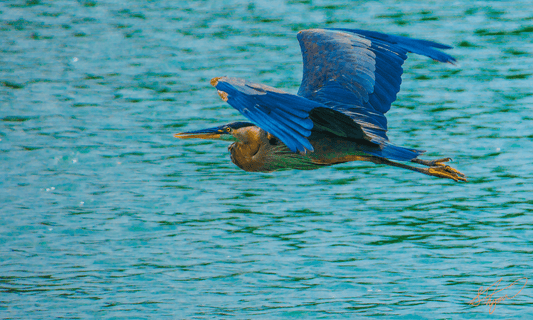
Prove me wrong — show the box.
[176,28,467,181]
[227,125,374,172]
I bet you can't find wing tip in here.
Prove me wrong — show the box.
[297,28,325,39]
[211,77,230,101]
[210,77,224,87]
[217,90,229,102]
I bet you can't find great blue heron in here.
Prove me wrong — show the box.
[176,28,466,182]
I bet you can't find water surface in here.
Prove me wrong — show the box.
[1,0,532,318]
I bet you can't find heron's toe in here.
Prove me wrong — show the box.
[428,166,467,182]
[431,157,453,166]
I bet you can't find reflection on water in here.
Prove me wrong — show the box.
[1,0,532,318]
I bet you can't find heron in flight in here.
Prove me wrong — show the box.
[176,28,466,181]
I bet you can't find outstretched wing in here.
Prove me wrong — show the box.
[297,28,456,142]
[210,28,456,155]
[210,77,324,153]
[211,77,375,153]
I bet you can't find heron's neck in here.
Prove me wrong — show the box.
[229,126,266,172]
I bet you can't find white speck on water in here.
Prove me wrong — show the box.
[80,201,84,205]
[48,228,53,231]
[72,159,78,163]
[73,57,78,62]
[496,147,501,151]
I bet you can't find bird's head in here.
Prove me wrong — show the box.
[174,122,255,142]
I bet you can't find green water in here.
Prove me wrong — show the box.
[1,0,532,318]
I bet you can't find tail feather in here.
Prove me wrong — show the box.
[364,143,425,161]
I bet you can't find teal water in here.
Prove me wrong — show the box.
[1,0,532,318]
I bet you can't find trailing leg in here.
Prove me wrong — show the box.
[370,157,467,182]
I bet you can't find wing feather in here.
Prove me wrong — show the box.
[209,28,455,156]
[213,77,320,152]
[297,28,455,143]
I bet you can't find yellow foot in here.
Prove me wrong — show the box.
[427,166,467,182]
[412,158,467,182]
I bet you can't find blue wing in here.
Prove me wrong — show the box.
[297,28,456,143]
[211,77,325,153]
[211,28,456,156]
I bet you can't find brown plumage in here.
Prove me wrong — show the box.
[187,124,466,181]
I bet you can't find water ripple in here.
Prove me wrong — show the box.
[2,0,533,319]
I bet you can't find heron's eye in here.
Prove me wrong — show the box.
[226,127,231,132]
